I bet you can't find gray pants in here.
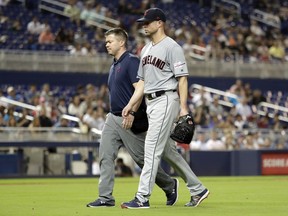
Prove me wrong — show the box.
[98,113,174,202]
[136,91,205,203]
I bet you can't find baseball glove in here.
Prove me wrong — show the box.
[170,114,195,144]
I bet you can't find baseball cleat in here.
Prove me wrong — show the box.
[121,197,150,209]
[86,199,115,207]
[166,178,179,206]
[185,188,209,207]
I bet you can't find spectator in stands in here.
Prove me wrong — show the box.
[74,29,88,45]
[257,114,270,129]
[28,116,41,129]
[24,35,38,50]
[82,106,95,129]
[24,84,38,104]
[257,40,270,62]
[55,25,69,44]
[92,27,105,44]
[40,83,52,103]
[53,117,69,128]
[222,131,237,150]
[3,107,15,124]
[0,10,8,24]
[242,132,259,150]
[250,20,265,37]
[193,99,210,128]
[269,39,286,62]
[235,96,253,120]
[10,18,22,32]
[57,97,67,115]
[207,114,222,129]
[92,106,106,130]
[68,95,83,118]
[64,0,81,26]
[82,105,105,130]
[89,3,107,24]
[133,37,145,57]
[38,106,53,127]
[251,89,266,106]
[275,138,287,149]
[229,79,245,100]
[69,43,84,56]
[192,86,212,108]
[54,26,75,45]
[83,42,97,56]
[243,82,252,100]
[38,26,55,44]
[234,114,246,129]
[258,137,273,149]
[218,114,236,129]
[6,86,23,103]
[27,16,43,35]
[17,109,31,127]
[208,95,224,116]
[244,33,257,57]
[190,132,206,150]
[202,130,226,150]
[115,158,133,177]
[80,2,94,25]
[271,114,285,130]
[7,116,17,127]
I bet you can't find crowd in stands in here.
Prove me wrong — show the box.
[0,0,288,62]
[0,83,109,132]
[0,79,287,151]
[1,1,288,150]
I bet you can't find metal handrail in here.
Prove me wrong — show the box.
[190,84,288,123]
[39,0,120,30]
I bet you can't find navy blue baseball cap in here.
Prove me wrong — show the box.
[136,8,166,23]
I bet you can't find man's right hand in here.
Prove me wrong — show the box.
[122,103,133,129]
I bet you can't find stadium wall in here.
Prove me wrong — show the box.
[1,145,288,177]
[1,70,287,92]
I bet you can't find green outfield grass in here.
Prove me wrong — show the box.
[0,176,287,216]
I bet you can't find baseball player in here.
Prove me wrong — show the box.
[86,28,178,207]
[121,8,209,209]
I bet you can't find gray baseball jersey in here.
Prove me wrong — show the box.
[137,37,189,94]
[134,36,206,204]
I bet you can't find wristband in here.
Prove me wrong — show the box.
[129,111,136,116]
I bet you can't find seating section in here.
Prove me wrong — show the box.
[1,0,288,54]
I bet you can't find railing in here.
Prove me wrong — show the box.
[250,9,281,28]
[39,0,120,30]
[190,83,236,108]
[190,84,288,123]
[0,96,102,138]
[1,49,288,77]
[0,49,112,73]
[257,102,288,122]
[212,0,241,16]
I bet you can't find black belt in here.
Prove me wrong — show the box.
[111,111,122,116]
[146,90,176,100]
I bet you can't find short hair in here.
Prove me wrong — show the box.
[105,27,128,46]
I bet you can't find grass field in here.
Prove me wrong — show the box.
[0,176,287,216]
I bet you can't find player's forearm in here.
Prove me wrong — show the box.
[128,80,144,107]
[178,76,189,115]
[132,95,143,112]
